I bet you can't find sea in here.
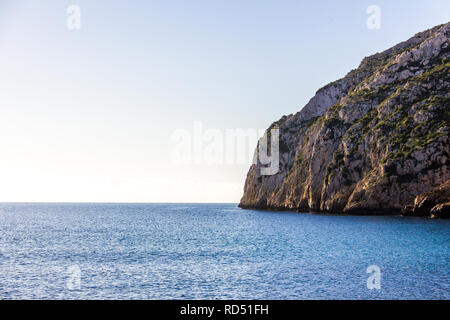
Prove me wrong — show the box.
[0,203,448,299]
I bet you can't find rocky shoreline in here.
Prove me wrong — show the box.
[238,203,402,216]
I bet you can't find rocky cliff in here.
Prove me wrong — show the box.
[239,22,450,218]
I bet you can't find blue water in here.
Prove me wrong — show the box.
[0,203,448,300]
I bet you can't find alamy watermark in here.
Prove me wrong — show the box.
[171,121,279,175]
[67,5,81,31]
[366,5,381,30]
[366,265,381,290]
[66,265,81,290]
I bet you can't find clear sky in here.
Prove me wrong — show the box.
[0,0,449,203]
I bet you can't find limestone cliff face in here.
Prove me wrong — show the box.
[240,23,450,217]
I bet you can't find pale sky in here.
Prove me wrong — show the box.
[0,0,449,203]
